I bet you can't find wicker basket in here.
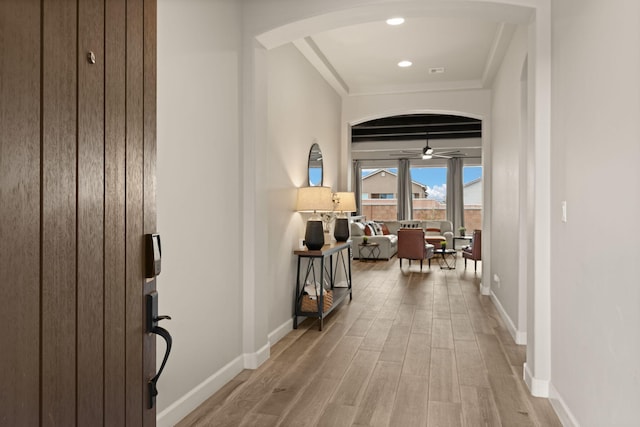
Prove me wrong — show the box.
[300,289,333,312]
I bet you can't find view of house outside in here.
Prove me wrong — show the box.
[360,166,482,232]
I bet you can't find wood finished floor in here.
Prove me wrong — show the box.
[178,256,561,427]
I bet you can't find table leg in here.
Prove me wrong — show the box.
[319,256,325,331]
[294,256,301,329]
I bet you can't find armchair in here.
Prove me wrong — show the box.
[397,229,435,271]
[462,229,482,271]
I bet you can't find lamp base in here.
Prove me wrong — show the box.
[334,218,350,242]
[305,220,325,250]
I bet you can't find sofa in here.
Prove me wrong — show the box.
[349,221,398,260]
[384,219,455,249]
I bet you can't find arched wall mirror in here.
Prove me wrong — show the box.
[307,142,323,186]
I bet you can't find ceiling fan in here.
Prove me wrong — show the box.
[388,146,466,160]
[388,133,467,160]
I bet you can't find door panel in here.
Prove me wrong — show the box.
[126,0,146,423]
[77,0,106,423]
[143,0,158,423]
[41,0,78,424]
[0,1,157,425]
[0,1,41,423]
[105,0,128,423]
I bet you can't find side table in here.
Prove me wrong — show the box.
[453,235,473,250]
[358,242,380,261]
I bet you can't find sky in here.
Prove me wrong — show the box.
[363,166,482,201]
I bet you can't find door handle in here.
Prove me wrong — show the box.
[146,291,172,409]
[148,323,172,409]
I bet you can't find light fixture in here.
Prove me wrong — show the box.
[386,17,405,26]
[422,134,434,159]
[296,186,334,250]
[332,192,357,242]
[422,145,434,159]
[398,60,412,68]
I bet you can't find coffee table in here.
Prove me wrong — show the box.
[434,248,457,270]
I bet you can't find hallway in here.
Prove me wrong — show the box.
[179,256,561,426]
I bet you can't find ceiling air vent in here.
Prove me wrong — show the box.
[429,67,445,74]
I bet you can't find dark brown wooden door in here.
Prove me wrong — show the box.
[0,0,157,425]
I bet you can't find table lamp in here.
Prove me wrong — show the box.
[332,192,356,242]
[296,186,333,250]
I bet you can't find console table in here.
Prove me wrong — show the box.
[293,241,352,331]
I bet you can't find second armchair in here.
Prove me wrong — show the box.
[397,229,435,271]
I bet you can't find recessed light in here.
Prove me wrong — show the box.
[386,17,405,26]
[398,60,412,68]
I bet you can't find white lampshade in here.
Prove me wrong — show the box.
[296,186,333,212]
[333,192,356,213]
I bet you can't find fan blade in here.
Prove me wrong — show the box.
[395,151,421,156]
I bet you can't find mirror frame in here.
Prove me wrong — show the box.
[307,142,323,186]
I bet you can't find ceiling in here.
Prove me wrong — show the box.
[351,114,482,143]
[308,16,512,95]
[290,11,520,165]
[350,114,482,162]
[294,15,517,96]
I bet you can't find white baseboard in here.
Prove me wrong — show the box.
[157,319,298,426]
[480,280,491,295]
[157,354,245,427]
[549,383,580,427]
[268,317,294,346]
[490,291,527,345]
[243,341,270,369]
[523,362,549,397]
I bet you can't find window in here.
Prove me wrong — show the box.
[463,166,482,231]
[360,168,397,221]
[409,166,447,220]
[371,193,394,199]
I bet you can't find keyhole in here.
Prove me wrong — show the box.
[87,51,96,64]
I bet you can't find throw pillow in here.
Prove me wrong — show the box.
[401,222,420,229]
[380,223,390,235]
[364,224,373,236]
[425,227,441,237]
[373,222,383,236]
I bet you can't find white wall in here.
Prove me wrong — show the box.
[489,25,528,340]
[343,90,491,125]
[156,0,243,422]
[266,44,342,334]
[550,0,640,425]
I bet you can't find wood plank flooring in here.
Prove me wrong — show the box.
[178,256,561,427]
